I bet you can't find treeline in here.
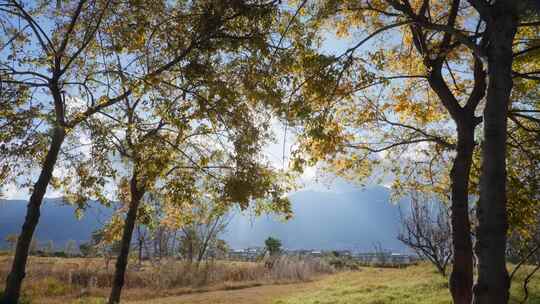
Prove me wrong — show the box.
[79,211,231,267]
[3,236,79,258]
[3,211,229,263]
[0,1,539,304]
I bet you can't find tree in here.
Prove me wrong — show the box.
[264,237,282,256]
[209,239,229,260]
[151,226,174,261]
[0,80,37,196]
[134,225,148,267]
[193,214,231,265]
[279,2,539,303]
[79,242,95,257]
[43,240,54,256]
[56,2,294,302]
[65,240,77,257]
[398,192,453,276]
[89,228,121,271]
[372,242,391,266]
[178,209,232,265]
[465,3,539,303]
[507,218,540,304]
[283,2,483,301]
[0,1,224,302]
[178,227,200,263]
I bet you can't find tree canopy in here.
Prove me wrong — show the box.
[0,1,538,304]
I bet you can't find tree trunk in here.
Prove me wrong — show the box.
[108,173,144,304]
[137,227,144,268]
[449,123,475,304]
[473,4,517,304]
[427,60,480,304]
[197,219,220,265]
[2,126,66,304]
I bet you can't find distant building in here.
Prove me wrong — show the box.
[227,246,418,266]
[332,250,352,257]
[352,252,418,265]
[227,247,265,261]
[310,250,322,257]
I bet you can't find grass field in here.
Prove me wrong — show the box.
[275,263,540,304]
[2,257,539,303]
[275,264,452,304]
[129,263,540,304]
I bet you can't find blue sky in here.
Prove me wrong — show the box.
[1,5,388,201]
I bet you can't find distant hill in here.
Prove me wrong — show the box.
[0,198,112,249]
[0,184,406,252]
[224,185,406,252]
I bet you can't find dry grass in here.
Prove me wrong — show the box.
[122,262,540,304]
[2,257,538,304]
[0,255,335,303]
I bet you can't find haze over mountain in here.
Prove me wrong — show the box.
[226,185,405,252]
[0,183,406,252]
[0,198,112,249]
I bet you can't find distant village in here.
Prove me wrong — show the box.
[227,247,420,266]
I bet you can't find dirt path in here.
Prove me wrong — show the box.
[124,279,324,304]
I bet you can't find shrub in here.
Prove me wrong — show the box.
[327,257,360,270]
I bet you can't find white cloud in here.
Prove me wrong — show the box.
[2,181,64,200]
[2,183,27,200]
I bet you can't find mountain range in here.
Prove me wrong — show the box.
[0,183,407,252]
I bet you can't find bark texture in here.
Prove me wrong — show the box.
[449,123,475,304]
[428,58,484,304]
[473,3,517,303]
[108,172,145,304]
[2,126,66,304]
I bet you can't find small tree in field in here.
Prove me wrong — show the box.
[65,240,77,257]
[177,204,233,265]
[398,192,453,277]
[265,237,282,256]
[79,242,96,258]
[43,240,54,256]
